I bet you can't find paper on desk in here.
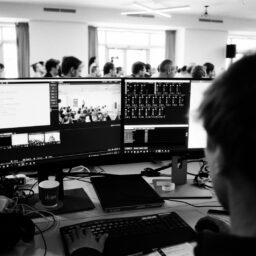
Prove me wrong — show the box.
[144,243,194,256]
[161,243,194,256]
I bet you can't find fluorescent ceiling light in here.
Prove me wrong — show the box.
[121,2,190,18]
[133,2,171,18]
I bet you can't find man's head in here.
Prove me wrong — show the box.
[203,62,215,78]
[192,65,206,79]
[61,56,83,77]
[199,53,256,209]
[132,62,146,78]
[103,62,115,77]
[45,59,60,77]
[0,63,5,78]
[159,59,176,78]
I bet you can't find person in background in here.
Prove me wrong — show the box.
[103,62,116,77]
[88,56,97,75]
[116,66,124,77]
[0,63,5,78]
[191,65,206,79]
[44,58,60,78]
[131,61,146,78]
[158,59,176,78]
[145,63,152,77]
[31,61,45,77]
[203,62,215,78]
[90,65,101,78]
[61,56,83,78]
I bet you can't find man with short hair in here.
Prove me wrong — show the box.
[44,58,60,77]
[103,62,116,77]
[61,56,83,78]
[0,63,5,78]
[158,59,176,78]
[131,61,146,78]
[31,61,45,77]
[203,62,215,78]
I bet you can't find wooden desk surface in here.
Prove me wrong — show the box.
[3,161,222,256]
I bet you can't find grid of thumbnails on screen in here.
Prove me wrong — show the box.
[0,79,122,170]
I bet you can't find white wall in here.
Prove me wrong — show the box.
[183,29,228,75]
[29,21,88,75]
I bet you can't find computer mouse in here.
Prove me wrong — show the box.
[195,216,220,233]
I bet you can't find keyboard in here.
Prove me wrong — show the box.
[60,211,196,256]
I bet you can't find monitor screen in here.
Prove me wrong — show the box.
[188,80,212,149]
[0,78,122,171]
[123,78,191,158]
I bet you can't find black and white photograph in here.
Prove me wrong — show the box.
[58,84,121,124]
[1,1,256,256]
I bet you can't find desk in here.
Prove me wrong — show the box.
[3,161,223,256]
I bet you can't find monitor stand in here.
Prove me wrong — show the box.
[24,167,95,216]
[152,156,212,199]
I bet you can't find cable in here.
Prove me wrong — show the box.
[34,223,47,256]
[165,199,222,208]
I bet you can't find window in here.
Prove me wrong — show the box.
[0,25,18,78]
[98,28,165,75]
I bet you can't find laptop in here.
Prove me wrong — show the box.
[91,174,165,212]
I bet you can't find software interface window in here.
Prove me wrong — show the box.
[0,79,122,170]
[124,79,191,154]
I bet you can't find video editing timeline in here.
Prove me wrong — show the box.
[124,79,191,154]
[0,79,122,170]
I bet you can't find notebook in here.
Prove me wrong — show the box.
[91,174,165,212]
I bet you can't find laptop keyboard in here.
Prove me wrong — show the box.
[60,211,196,256]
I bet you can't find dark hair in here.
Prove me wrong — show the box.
[0,63,4,69]
[191,65,206,79]
[31,61,44,72]
[61,56,82,75]
[132,61,145,75]
[116,66,122,73]
[159,59,173,73]
[145,63,151,72]
[45,59,60,73]
[103,62,114,75]
[199,53,256,179]
[181,65,187,72]
[89,56,96,67]
[203,62,215,75]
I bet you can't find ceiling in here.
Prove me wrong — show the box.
[1,0,256,20]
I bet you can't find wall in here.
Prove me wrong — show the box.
[29,21,88,75]
[183,29,228,74]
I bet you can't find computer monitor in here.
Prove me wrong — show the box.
[188,80,212,152]
[0,78,122,213]
[123,78,191,160]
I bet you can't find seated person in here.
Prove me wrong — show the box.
[103,62,116,77]
[191,65,206,79]
[203,62,215,78]
[61,56,83,78]
[44,58,60,77]
[131,61,146,78]
[116,66,124,77]
[67,53,256,256]
[31,61,45,77]
[158,59,176,78]
[0,63,5,78]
